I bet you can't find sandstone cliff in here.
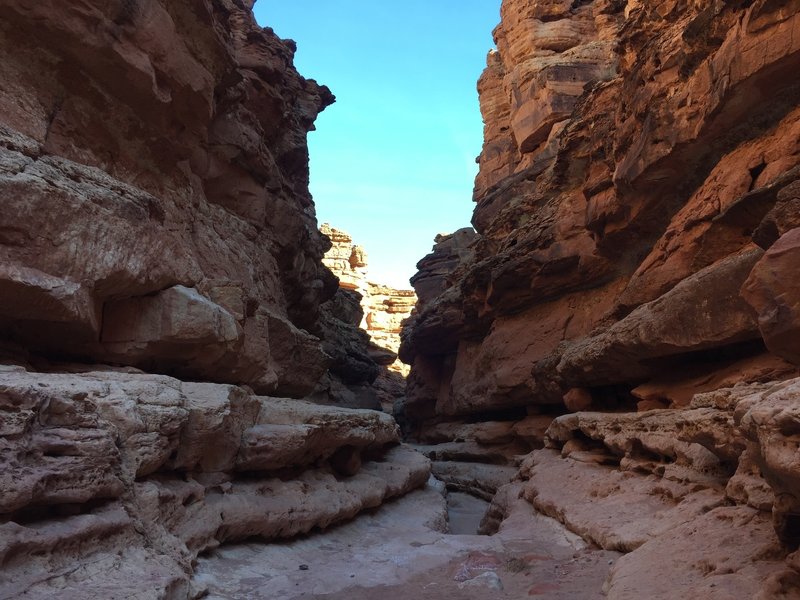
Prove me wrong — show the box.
[320,223,417,411]
[0,2,428,596]
[402,0,800,595]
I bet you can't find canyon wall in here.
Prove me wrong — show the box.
[0,0,336,396]
[0,2,428,597]
[402,0,800,595]
[320,223,417,411]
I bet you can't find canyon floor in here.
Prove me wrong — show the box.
[194,479,618,599]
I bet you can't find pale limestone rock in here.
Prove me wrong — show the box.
[545,408,746,465]
[431,461,519,501]
[0,263,100,335]
[0,504,188,599]
[605,506,792,600]
[0,368,429,598]
[320,223,369,292]
[195,480,618,600]
[103,285,239,345]
[521,449,725,552]
[733,377,800,545]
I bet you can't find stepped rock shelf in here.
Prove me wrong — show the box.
[0,368,428,596]
[4,0,800,598]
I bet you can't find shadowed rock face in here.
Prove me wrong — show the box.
[0,0,339,397]
[402,0,800,593]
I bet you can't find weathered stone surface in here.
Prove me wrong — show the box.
[546,408,746,467]
[0,0,338,397]
[754,171,800,248]
[103,285,240,347]
[169,382,259,473]
[321,224,416,371]
[416,421,517,446]
[558,249,763,386]
[630,353,799,409]
[0,368,427,598]
[195,480,619,600]
[403,0,800,454]
[415,441,524,466]
[408,228,477,311]
[7,0,800,595]
[618,114,800,311]
[431,461,519,501]
[100,285,248,381]
[473,0,620,210]
[521,449,725,552]
[363,282,417,376]
[316,288,380,403]
[605,506,793,600]
[502,382,800,595]
[318,224,417,408]
[320,223,369,292]
[0,504,189,599]
[731,378,800,546]
[401,0,800,595]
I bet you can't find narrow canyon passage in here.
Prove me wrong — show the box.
[3,0,800,599]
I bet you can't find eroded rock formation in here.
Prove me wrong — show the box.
[0,367,428,596]
[7,0,800,595]
[0,0,338,396]
[402,0,800,595]
[320,224,417,411]
[0,2,428,597]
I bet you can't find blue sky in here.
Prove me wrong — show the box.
[253,1,501,288]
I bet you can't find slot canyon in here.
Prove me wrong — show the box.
[2,0,800,598]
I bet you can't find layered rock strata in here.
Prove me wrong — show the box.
[0,368,429,597]
[0,1,428,597]
[320,223,417,410]
[194,480,620,599]
[512,378,800,597]
[0,0,337,397]
[402,0,800,594]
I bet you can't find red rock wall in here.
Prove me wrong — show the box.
[402,0,800,570]
[404,0,800,420]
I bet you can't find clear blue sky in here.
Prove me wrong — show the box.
[253,1,501,288]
